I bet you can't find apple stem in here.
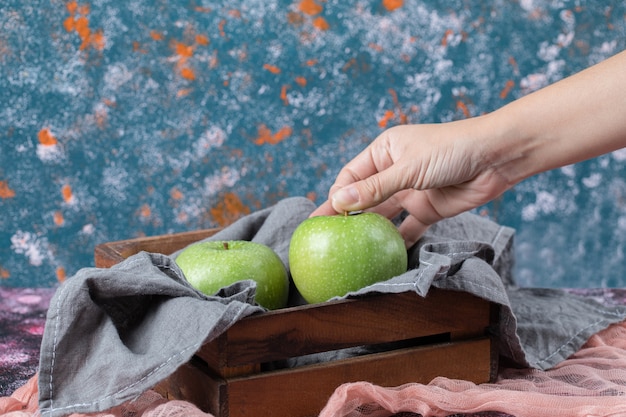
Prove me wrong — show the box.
[344,211,348,217]
[223,241,229,250]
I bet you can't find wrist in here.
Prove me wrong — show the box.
[477,104,545,188]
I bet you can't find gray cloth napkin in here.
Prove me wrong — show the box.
[38,196,626,417]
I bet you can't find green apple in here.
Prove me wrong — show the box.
[175,240,289,310]
[289,212,407,304]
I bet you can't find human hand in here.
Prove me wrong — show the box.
[311,118,512,247]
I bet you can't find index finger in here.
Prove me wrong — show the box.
[309,199,338,217]
[331,144,381,192]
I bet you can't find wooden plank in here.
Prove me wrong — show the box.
[94,228,221,267]
[198,289,491,369]
[223,337,493,417]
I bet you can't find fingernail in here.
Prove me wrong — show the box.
[331,186,359,210]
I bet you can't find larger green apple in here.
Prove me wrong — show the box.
[175,240,289,310]
[289,212,408,304]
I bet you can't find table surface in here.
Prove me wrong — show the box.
[0,287,53,397]
[2,286,626,417]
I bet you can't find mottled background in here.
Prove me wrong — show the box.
[1,0,625,289]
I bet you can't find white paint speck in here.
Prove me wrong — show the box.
[612,148,626,162]
[204,166,242,196]
[81,223,95,235]
[36,143,65,164]
[10,230,52,267]
[102,165,130,202]
[194,126,226,158]
[104,63,134,91]
[582,172,602,188]
[521,191,557,221]
[560,164,575,177]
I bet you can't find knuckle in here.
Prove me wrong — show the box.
[360,175,386,204]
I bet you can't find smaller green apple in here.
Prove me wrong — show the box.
[289,212,408,304]
[175,240,289,310]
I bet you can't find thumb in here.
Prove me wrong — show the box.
[330,168,405,213]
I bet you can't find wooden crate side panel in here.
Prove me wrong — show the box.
[198,289,491,368]
[223,337,492,417]
[94,228,221,267]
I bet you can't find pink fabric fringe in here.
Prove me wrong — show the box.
[320,320,626,417]
[2,321,625,417]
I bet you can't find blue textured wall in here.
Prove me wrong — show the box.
[1,1,625,288]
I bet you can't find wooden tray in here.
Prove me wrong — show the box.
[95,229,499,417]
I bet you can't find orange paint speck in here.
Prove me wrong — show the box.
[342,57,356,73]
[273,126,292,142]
[263,63,281,74]
[175,42,194,58]
[255,124,272,145]
[306,191,317,202]
[388,88,407,124]
[170,188,184,200]
[456,100,471,118]
[171,40,205,80]
[95,107,108,128]
[305,59,318,66]
[176,88,192,97]
[64,2,105,51]
[90,30,105,50]
[508,56,519,74]
[150,30,164,41]
[441,29,454,46]
[177,211,189,222]
[61,184,73,203]
[66,0,78,14]
[56,267,67,283]
[254,124,292,145]
[38,128,58,146]
[74,15,90,35]
[382,0,403,11]
[195,34,209,46]
[499,79,515,99]
[132,41,147,53]
[0,181,16,199]
[228,9,242,19]
[299,0,323,16]
[287,11,305,26]
[218,19,226,37]
[378,110,395,128]
[295,76,307,87]
[75,16,91,46]
[368,43,384,52]
[77,3,90,15]
[53,211,65,226]
[0,267,9,279]
[210,192,251,227]
[63,16,76,32]
[180,67,196,80]
[140,204,151,218]
[280,84,289,105]
[312,16,329,30]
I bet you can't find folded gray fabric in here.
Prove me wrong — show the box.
[38,196,626,417]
